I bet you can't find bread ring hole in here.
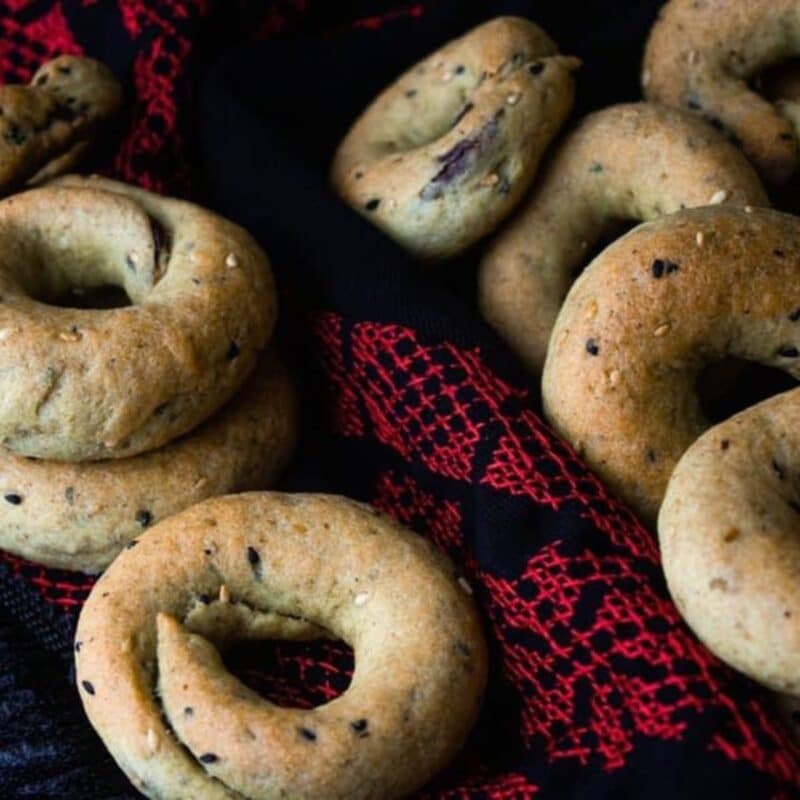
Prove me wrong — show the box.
[44,283,131,309]
[696,357,798,425]
[180,595,353,710]
[223,638,354,709]
[753,59,800,106]
[0,188,170,308]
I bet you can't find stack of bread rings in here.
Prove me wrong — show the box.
[332,4,800,752]
[0,173,297,572]
[0,51,491,800]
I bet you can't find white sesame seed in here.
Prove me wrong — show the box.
[709,189,728,205]
[127,251,139,266]
[654,323,671,337]
[225,252,239,268]
[146,728,159,753]
[506,92,521,105]
[59,329,81,342]
[219,584,230,603]
[585,299,598,319]
[641,69,651,88]
[458,577,473,595]
[696,231,704,247]
[744,205,754,213]
[479,172,500,187]
[354,592,369,606]
[0,329,12,341]
[607,369,621,387]
[441,71,453,83]
[687,49,698,65]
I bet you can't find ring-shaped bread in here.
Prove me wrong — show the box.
[643,0,800,185]
[542,205,800,526]
[0,176,276,461]
[0,349,296,573]
[75,492,487,800]
[479,102,768,372]
[0,55,122,193]
[659,387,800,695]
[331,16,580,260]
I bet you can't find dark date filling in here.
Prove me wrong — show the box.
[419,110,503,201]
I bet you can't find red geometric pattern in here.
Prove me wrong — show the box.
[0,3,81,83]
[0,551,94,611]
[314,313,800,789]
[113,0,210,193]
[348,318,526,482]
[482,542,796,779]
[373,469,464,556]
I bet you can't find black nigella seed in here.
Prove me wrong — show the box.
[528,61,544,75]
[136,509,153,528]
[778,345,799,358]
[247,546,262,579]
[198,593,211,604]
[4,493,22,505]
[774,249,786,258]
[81,680,95,695]
[789,500,800,515]
[780,132,795,141]
[455,65,465,74]
[75,641,82,652]
[404,89,417,98]
[298,727,317,742]
[687,99,702,110]
[646,449,657,463]
[184,707,194,716]
[585,338,599,356]
[227,341,240,360]
[351,719,369,737]
[589,162,603,173]
[651,258,679,278]
[154,403,168,416]
[773,460,786,480]
[126,540,138,549]
[199,753,218,764]
[57,65,71,75]
[364,198,381,212]
[720,439,730,450]
[652,259,665,278]
[789,308,800,322]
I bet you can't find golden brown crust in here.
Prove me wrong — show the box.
[0,55,122,193]
[331,17,579,260]
[0,349,297,572]
[642,0,800,185]
[541,205,800,526]
[75,492,487,800]
[659,388,800,694]
[479,102,768,372]
[0,176,277,461]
